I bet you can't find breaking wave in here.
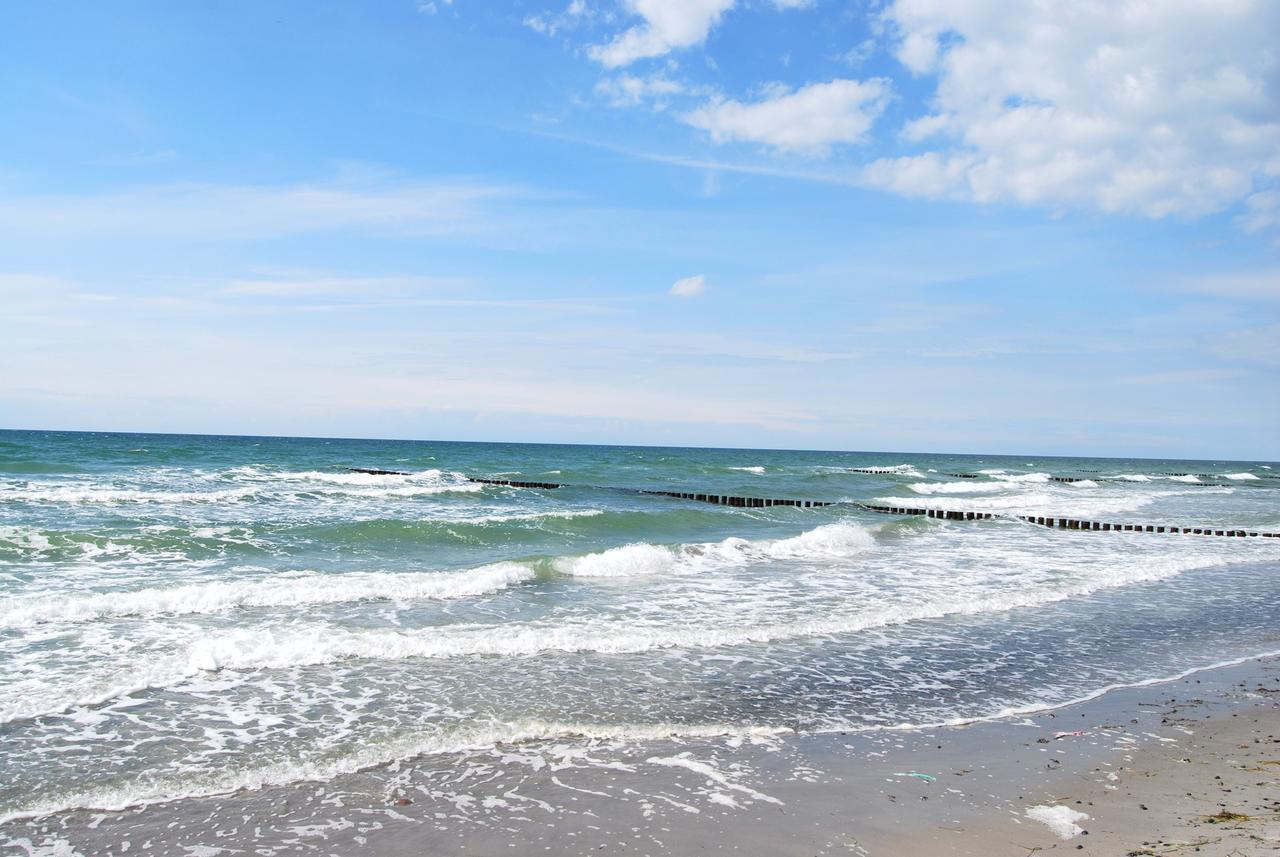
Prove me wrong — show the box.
[0,563,533,628]
[552,523,876,578]
[1,548,1234,725]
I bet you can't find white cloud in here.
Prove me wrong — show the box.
[864,0,1280,219]
[585,0,813,67]
[836,38,877,69]
[1238,190,1280,234]
[524,0,590,36]
[589,0,735,68]
[684,79,890,155]
[417,0,452,14]
[669,274,706,297]
[595,73,686,107]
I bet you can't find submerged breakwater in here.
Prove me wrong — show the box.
[469,476,1279,535]
[0,429,1278,827]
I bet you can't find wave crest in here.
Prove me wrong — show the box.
[0,563,533,628]
[553,523,877,578]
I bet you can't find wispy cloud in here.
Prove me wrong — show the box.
[669,274,706,297]
[1210,324,1280,367]
[1120,368,1248,386]
[221,273,468,298]
[1176,270,1280,301]
[0,178,517,241]
[595,72,689,108]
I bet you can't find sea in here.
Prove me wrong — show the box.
[1,429,1278,850]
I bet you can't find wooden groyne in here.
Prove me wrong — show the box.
[469,477,566,490]
[637,489,832,508]
[347,467,410,476]
[860,504,1278,537]
[859,504,993,521]
[1017,517,1267,536]
[465,477,830,507]
[459,475,1277,537]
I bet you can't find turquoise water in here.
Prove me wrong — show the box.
[1,429,1278,824]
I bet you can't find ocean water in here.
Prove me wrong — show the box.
[1,429,1279,830]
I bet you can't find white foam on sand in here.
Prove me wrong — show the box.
[0,719,788,825]
[1025,804,1089,838]
[645,752,783,806]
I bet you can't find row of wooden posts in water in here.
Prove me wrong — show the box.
[845,468,1279,483]
[349,471,1278,538]
[857,504,1278,537]
[466,477,834,506]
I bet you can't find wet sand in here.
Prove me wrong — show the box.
[6,656,1280,856]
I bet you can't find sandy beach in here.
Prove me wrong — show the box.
[6,654,1277,856]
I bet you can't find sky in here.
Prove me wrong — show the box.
[1,0,1277,459]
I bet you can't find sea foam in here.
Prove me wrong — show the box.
[1,548,1234,725]
[553,523,876,578]
[0,563,533,628]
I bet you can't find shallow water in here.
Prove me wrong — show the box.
[1,429,1278,826]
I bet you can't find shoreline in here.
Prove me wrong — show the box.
[6,654,1280,856]
[2,646,1278,826]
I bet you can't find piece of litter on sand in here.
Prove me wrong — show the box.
[1054,730,1087,739]
[1025,804,1089,839]
[892,772,937,783]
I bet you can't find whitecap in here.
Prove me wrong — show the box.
[553,523,876,579]
[908,482,1006,495]
[0,563,534,628]
[0,549,1250,725]
[554,544,677,578]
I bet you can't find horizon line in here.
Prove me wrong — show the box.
[1,426,1273,465]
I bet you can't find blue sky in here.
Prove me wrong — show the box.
[1,0,1277,458]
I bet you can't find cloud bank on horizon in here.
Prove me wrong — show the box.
[0,0,1276,458]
